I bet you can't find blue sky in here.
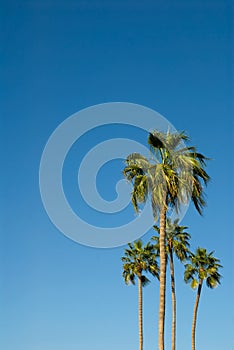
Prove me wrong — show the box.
[1,0,233,349]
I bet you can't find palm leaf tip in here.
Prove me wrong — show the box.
[141,275,150,287]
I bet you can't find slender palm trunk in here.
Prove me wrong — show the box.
[158,204,167,350]
[192,280,202,350]
[138,276,143,350]
[169,248,176,350]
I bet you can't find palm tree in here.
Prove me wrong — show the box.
[123,130,209,350]
[184,247,222,350]
[152,218,191,350]
[122,240,159,350]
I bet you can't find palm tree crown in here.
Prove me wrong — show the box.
[152,218,191,262]
[123,130,210,219]
[122,240,159,284]
[184,247,222,289]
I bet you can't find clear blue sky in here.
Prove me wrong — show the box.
[1,0,233,349]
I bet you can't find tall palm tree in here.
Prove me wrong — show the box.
[152,218,191,350]
[122,240,159,350]
[184,247,222,350]
[123,130,209,350]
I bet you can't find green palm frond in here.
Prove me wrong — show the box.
[141,275,151,287]
[190,278,199,289]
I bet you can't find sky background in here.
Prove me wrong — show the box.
[1,0,233,349]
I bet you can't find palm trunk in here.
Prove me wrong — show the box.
[138,276,143,350]
[169,248,176,350]
[192,280,202,350]
[158,204,167,350]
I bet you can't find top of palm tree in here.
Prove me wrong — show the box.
[123,130,210,220]
[152,218,191,262]
[184,247,223,289]
[148,130,189,152]
[122,240,159,286]
[148,130,208,166]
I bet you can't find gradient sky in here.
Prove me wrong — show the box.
[1,1,233,349]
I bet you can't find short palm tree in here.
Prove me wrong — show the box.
[122,240,159,350]
[184,247,222,350]
[152,218,191,350]
[123,130,209,350]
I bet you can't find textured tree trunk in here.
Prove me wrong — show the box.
[138,276,143,350]
[169,248,176,350]
[158,204,167,350]
[192,280,202,350]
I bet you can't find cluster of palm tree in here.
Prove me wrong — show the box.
[121,130,222,350]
